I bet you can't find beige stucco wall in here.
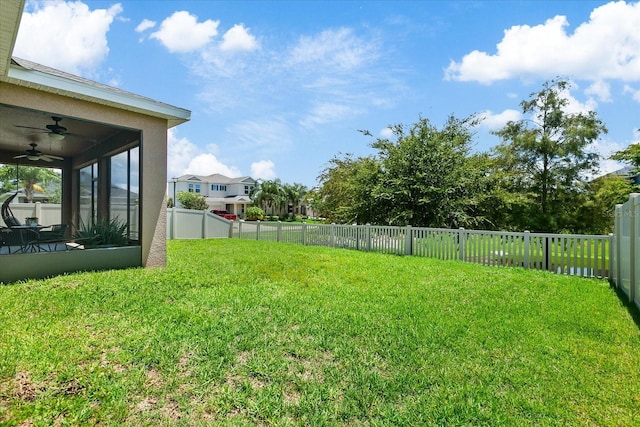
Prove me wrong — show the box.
[0,82,168,267]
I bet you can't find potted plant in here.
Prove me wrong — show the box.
[25,217,39,227]
[77,217,129,248]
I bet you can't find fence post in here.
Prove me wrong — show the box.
[459,227,465,261]
[608,233,614,282]
[523,231,530,269]
[615,204,622,289]
[34,202,41,221]
[277,221,282,242]
[202,210,207,239]
[629,194,638,304]
[301,222,307,245]
[405,225,412,255]
[331,223,336,247]
[355,224,360,251]
[171,207,178,240]
[228,220,234,239]
[167,208,173,240]
[257,220,261,241]
[238,220,243,238]
[366,223,371,251]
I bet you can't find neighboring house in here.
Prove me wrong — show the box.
[169,174,256,218]
[605,166,640,186]
[0,0,190,282]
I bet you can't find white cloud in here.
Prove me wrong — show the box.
[445,1,640,84]
[588,138,626,176]
[220,24,258,52]
[184,154,242,177]
[300,103,361,128]
[135,19,156,33]
[150,11,219,53]
[478,109,522,130]
[167,128,199,178]
[288,27,378,72]
[251,160,277,180]
[227,119,293,155]
[585,80,612,103]
[558,84,598,115]
[14,1,123,75]
[167,129,240,178]
[623,85,640,103]
[380,127,394,138]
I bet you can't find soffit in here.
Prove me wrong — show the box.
[0,0,24,77]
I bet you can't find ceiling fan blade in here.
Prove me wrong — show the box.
[42,154,64,161]
[15,125,47,131]
[13,154,27,159]
[39,156,54,162]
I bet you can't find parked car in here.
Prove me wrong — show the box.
[211,209,237,220]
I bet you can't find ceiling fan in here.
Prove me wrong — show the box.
[16,116,70,140]
[13,143,64,162]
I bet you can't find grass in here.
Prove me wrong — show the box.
[1,239,639,426]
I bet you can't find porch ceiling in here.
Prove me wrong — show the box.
[0,104,127,164]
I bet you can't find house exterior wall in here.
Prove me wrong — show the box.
[169,176,256,208]
[0,82,169,267]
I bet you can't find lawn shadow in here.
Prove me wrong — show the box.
[610,282,640,330]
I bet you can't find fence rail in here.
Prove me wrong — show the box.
[236,221,612,279]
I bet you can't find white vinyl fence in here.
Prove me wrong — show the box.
[167,208,233,239]
[611,193,639,310]
[235,221,612,279]
[5,202,63,227]
[7,202,140,235]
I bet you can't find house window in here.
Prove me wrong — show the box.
[109,146,140,241]
[211,184,218,191]
[244,185,253,194]
[188,183,194,192]
[220,185,226,191]
[195,184,201,193]
[78,163,98,227]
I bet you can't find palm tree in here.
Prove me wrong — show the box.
[283,182,308,218]
[3,166,60,203]
[250,179,285,215]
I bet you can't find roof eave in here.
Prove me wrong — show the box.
[5,62,190,128]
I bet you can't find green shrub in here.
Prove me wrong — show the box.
[246,206,264,220]
[176,191,208,210]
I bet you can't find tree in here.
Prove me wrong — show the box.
[250,179,285,215]
[282,182,308,218]
[576,175,634,234]
[611,141,640,173]
[369,115,491,228]
[316,154,383,224]
[176,191,208,210]
[0,164,61,202]
[492,79,606,232]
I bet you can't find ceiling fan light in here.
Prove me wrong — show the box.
[27,155,39,161]
[49,132,65,140]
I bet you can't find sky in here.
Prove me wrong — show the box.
[11,0,640,188]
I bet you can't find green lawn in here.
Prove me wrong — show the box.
[1,239,639,426]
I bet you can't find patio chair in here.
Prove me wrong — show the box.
[2,191,70,251]
[37,224,69,252]
[0,226,39,254]
[1,192,21,227]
